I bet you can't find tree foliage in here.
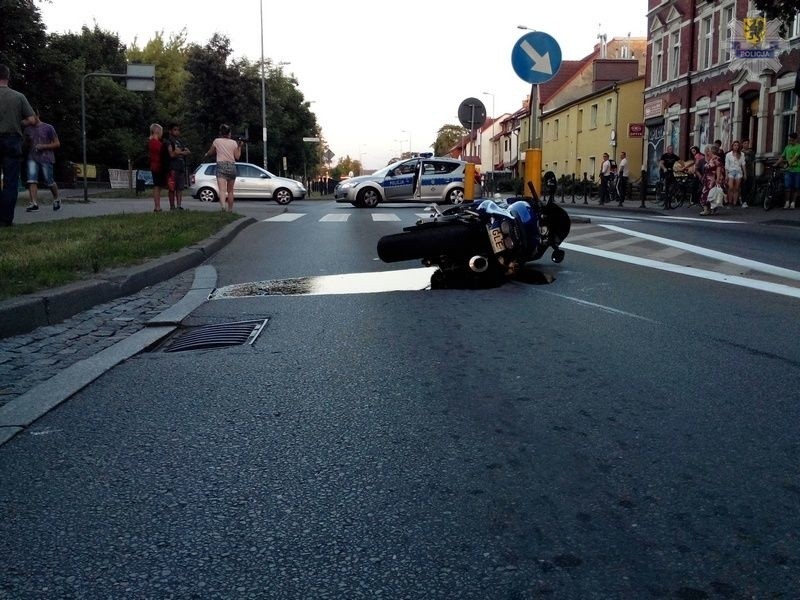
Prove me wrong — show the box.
[753,0,798,36]
[0,15,322,180]
[433,124,467,157]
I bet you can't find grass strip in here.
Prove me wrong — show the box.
[0,211,240,299]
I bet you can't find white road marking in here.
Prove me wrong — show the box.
[600,225,800,281]
[539,291,661,324]
[320,214,350,222]
[372,214,401,221]
[262,213,305,222]
[562,242,800,300]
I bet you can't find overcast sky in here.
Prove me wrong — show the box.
[39,0,648,169]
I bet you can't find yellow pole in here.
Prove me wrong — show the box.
[465,163,475,200]
[524,148,542,198]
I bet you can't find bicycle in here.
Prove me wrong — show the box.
[757,161,784,211]
[649,174,689,209]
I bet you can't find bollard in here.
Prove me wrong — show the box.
[582,173,589,204]
[524,149,542,198]
[465,163,475,201]
[639,169,647,208]
[571,173,576,203]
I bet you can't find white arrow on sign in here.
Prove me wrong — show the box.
[521,39,553,75]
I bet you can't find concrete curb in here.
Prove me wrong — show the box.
[0,265,218,446]
[0,217,255,339]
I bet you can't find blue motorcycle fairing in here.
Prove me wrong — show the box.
[507,200,541,252]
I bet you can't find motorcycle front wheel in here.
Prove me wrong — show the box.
[377,222,485,263]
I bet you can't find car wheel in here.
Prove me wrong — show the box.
[446,187,465,205]
[198,187,218,203]
[274,188,293,205]
[357,187,380,208]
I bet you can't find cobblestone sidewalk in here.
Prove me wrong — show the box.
[0,271,194,409]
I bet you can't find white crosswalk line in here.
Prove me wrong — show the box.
[372,214,401,221]
[262,213,306,222]
[320,214,350,222]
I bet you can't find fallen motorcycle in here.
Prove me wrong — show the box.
[377,183,571,288]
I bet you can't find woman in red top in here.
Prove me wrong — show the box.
[148,123,166,212]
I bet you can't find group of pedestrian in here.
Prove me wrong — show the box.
[658,134,800,216]
[0,63,59,227]
[146,122,242,213]
[598,150,629,206]
[147,123,190,212]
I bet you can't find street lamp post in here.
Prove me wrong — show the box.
[401,129,411,156]
[259,0,267,170]
[481,91,495,185]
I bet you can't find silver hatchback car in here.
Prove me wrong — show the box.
[189,162,306,205]
[334,156,479,208]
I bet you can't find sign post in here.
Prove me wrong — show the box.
[511,32,562,197]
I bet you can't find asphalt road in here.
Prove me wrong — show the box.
[1,199,799,598]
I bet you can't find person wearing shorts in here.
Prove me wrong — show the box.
[779,132,800,209]
[204,124,242,212]
[24,110,60,212]
[724,140,746,207]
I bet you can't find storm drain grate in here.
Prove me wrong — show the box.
[162,319,268,352]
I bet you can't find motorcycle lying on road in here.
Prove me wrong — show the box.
[377,182,571,288]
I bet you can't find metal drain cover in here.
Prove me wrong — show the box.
[162,319,268,352]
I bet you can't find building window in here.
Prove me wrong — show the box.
[545,122,550,141]
[792,13,800,39]
[605,98,613,125]
[590,104,598,129]
[697,113,710,148]
[554,118,559,140]
[670,30,681,79]
[577,109,583,132]
[668,117,680,151]
[780,90,798,145]
[719,4,734,63]
[589,157,597,180]
[651,37,664,85]
[701,16,713,70]
[717,110,731,151]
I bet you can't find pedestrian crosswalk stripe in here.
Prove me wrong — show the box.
[263,213,306,222]
[372,214,401,221]
[320,214,350,222]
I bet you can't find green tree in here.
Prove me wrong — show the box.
[48,26,144,168]
[753,1,798,35]
[127,31,189,126]
[433,124,467,157]
[0,0,48,89]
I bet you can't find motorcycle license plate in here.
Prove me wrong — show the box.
[487,226,505,254]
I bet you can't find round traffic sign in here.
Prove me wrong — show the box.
[511,31,562,85]
[457,98,487,130]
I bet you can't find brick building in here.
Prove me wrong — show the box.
[644,0,800,181]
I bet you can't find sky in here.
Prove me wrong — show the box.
[38,0,648,170]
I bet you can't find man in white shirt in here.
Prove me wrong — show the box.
[617,151,629,205]
[599,152,611,205]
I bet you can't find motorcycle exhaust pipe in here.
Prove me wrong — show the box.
[468,255,489,273]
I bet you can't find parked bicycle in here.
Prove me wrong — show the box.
[649,173,694,209]
[757,160,784,211]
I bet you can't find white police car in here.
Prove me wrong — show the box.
[334,154,479,208]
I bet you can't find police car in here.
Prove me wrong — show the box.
[334,154,479,208]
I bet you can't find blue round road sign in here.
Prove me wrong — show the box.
[511,31,562,85]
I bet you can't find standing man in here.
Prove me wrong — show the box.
[167,123,190,210]
[0,64,36,226]
[24,109,61,212]
[659,144,679,208]
[617,151,629,206]
[599,152,611,205]
[778,131,800,210]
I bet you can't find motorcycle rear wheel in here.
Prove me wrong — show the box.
[377,222,485,263]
